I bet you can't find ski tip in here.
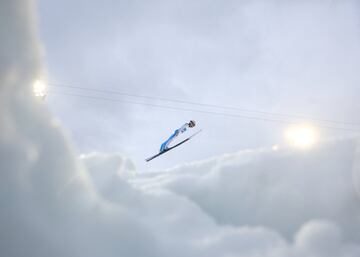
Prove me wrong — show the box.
[190,129,202,138]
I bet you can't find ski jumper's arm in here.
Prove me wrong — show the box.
[178,123,189,134]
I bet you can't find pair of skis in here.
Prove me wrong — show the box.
[145,130,202,162]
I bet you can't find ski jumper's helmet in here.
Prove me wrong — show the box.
[189,120,196,127]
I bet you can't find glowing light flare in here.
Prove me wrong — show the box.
[285,124,317,149]
[33,80,47,98]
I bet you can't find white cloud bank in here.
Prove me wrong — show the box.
[1,0,360,257]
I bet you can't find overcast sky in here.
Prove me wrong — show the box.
[1,1,360,256]
[36,0,360,170]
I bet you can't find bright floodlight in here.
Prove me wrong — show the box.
[33,80,47,98]
[285,124,317,149]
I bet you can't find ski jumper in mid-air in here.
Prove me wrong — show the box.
[145,120,200,162]
[159,120,196,152]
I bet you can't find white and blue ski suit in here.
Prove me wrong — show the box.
[160,123,189,152]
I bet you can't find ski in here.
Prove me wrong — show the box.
[145,130,202,162]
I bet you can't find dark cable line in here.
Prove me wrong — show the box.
[48,90,360,133]
[47,82,360,127]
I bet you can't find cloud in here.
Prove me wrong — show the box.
[154,140,360,239]
[39,0,360,171]
[1,0,360,257]
[0,1,157,257]
[131,139,360,255]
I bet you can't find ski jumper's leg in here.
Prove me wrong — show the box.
[160,129,179,152]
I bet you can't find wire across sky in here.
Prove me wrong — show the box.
[46,82,360,133]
